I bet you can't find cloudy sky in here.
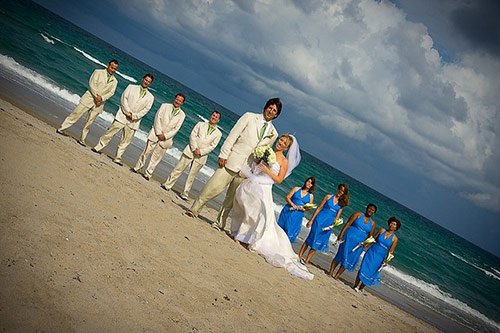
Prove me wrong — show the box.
[35,0,500,256]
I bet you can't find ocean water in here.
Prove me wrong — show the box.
[1,1,499,332]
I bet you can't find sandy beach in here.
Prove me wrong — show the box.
[0,97,439,332]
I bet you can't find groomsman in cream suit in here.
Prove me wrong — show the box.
[57,59,119,145]
[132,92,186,179]
[161,110,222,200]
[186,98,281,231]
[92,74,154,165]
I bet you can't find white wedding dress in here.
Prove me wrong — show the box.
[231,162,314,280]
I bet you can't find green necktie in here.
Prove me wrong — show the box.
[171,107,180,117]
[207,124,216,135]
[140,87,146,98]
[107,74,113,83]
[259,122,268,139]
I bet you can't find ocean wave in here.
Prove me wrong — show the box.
[385,266,500,331]
[73,47,106,67]
[41,33,136,84]
[72,47,137,83]
[450,252,500,281]
[40,33,54,44]
[46,32,63,43]
[197,114,209,122]
[115,71,136,83]
[0,54,80,105]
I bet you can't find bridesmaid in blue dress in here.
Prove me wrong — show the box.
[328,203,377,279]
[353,217,400,292]
[277,177,316,243]
[298,183,349,264]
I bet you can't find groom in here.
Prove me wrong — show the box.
[186,98,281,231]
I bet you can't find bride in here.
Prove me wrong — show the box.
[231,134,314,280]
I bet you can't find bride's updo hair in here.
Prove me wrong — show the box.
[280,134,293,150]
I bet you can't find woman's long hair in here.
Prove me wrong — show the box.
[302,176,316,193]
[338,183,350,207]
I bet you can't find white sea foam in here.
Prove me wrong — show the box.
[450,252,500,281]
[40,33,54,44]
[0,54,80,104]
[197,114,209,122]
[115,71,137,83]
[41,33,136,84]
[46,33,63,43]
[73,47,106,67]
[386,266,500,331]
[72,47,136,83]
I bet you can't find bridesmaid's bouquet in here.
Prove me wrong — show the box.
[254,145,276,165]
[303,203,317,210]
[290,203,317,211]
[378,253,395,272]
[351,236,376,252]
[321,218,344,231]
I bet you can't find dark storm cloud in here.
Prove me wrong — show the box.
[450,0,500,57]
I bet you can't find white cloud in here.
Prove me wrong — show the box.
[114,0,499,213]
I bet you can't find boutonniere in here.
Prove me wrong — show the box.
[264,130,275,140]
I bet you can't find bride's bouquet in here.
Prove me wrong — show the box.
[254,145,276,165]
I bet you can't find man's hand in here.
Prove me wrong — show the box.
[125,112,133,121]
[218,157,227,168]
[157,133,166,141]
[93,95,103,106]
[194,148,201,158]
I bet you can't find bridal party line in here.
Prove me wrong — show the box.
[55,59,400,288]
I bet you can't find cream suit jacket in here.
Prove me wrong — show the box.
[114,84,154,130]
[146,103,185,148]
[182,121,222,164]
[219,112,278,173]
[79,69,118,109]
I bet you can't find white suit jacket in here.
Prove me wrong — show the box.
[79,69,118,110]
[182,121,222,164]
[219,112,278,173]
[146,103,185,148]
[115,84,154,130]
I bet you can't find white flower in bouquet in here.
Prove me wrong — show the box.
[303,203,317,210]
[254,145,276,165]
[291,203,317,211]
[333,217,344,227]
[321,218,344,231]
[351,236,376,252]
[361,236,376,246]
[378,253,394,272]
